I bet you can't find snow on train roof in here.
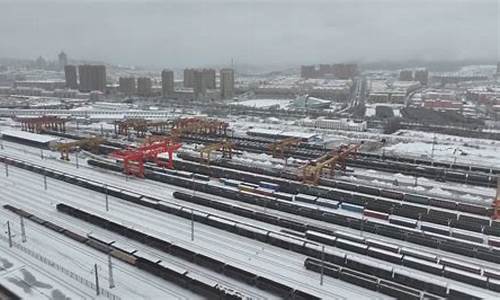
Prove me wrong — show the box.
[0,130,59,143]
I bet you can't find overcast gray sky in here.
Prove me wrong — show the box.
[0,0,498,67]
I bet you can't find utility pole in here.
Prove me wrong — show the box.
[108,255,115,288]
[431,134,436,161]
[94,264,100,296]
[43,173,47,190]
[4,161,8,177]
[75,151,79,169]
[20,216,26,243]
[7,221,12,248]
[40,149,44,159]
[320,245,325,286]
[105,184,109,212]
[191,209,195,241]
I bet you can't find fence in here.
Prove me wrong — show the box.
[0,234,121,300]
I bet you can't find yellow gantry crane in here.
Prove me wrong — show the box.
[268,137,301,158]
[55,137,105,161]
[302,143,361,185]
[199,141,234,165]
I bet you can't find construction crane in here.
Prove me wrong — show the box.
[268,137,301,158]
[55,137,105,161]
[199,141,233,165]
[302,143,361,185]
[111,138,181,178]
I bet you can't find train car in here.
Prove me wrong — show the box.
[336,238,368,255]
[340,268,379,291]
[393,268,447,297]
[305,230,336,246]
[223,265,257,284]
[345,255,394,280]
[365,238,399,253]
[388,215,417,228]
[62,230,89,243]
[378,280,422,300]
[439,257,481,274]
[458,203,490,217]
[404,193,430,205]
[273,192,294,201]
[444,266,488,288]
[85,239,113,254]
[402,256,443,275]
[367,247,403,263]
[363,209,388,220]
[340,203,364,214]
[304,258,340,278]
[259,181,279,191]
[110,249,137,265]
[294,193,318,204]
[315,198,339,209]
[400,247,437,262]
[255,277,294,298]
[451,229,484,244]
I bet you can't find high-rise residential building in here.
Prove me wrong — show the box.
[184,68,195,88]
[35,56,47,70]
[220,68,235,100]
[332,63,358,79]
[193,70,207,99]
[161,69,174,96]
[137,77,152,96]
[301,65,316,78]
[414,69,429,85]
[399,70,414,81]
[319,64,332,76]
[64,65,78,89]
[58,51,68,70]
[202,68,216,89]
[78,64,106,92]
[119,77,136,95]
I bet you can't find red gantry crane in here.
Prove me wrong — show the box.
[111,138,181,178]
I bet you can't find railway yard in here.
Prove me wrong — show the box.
[0,115,499,300]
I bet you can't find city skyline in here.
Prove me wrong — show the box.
[0,0,498,68]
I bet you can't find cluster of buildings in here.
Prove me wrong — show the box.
[300,63,358,79]
[254,77,352,101]
[367,80,421,103]
[466,86,500,113]
[399,69,429,85]
[418,89,463,112]
[116,68,235,100]
[300,117,367,132]
[64,64,106,93]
